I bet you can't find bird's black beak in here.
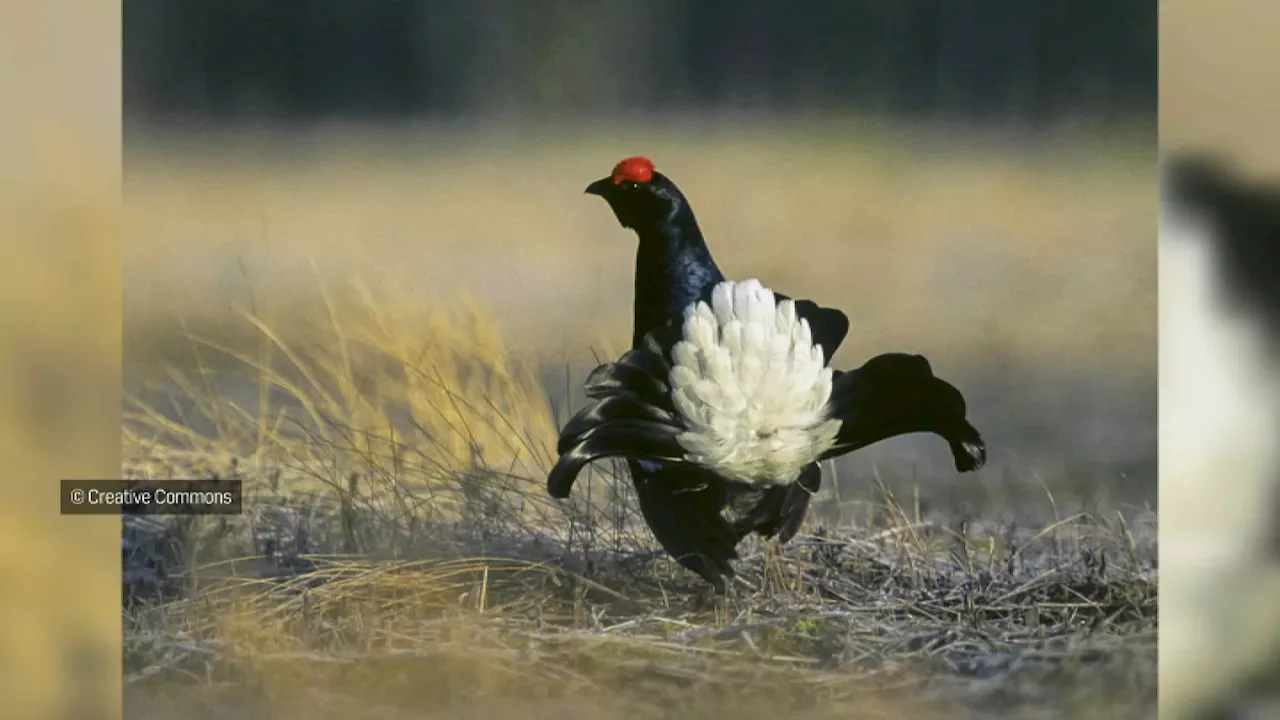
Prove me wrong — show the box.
[584,177,612,197]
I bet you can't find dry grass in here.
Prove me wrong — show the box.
[126,276,560,511]
[123,526,1156,720]
[122,250,1156,718]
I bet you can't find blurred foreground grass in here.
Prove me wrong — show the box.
[1,170,123,720]
[1,21,124,713]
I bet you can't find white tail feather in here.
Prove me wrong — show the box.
[670,279,843,485]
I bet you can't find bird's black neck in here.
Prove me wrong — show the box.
[631,209,725,348]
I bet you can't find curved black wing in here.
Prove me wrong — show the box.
[548,332,684,498]
[822,353,987,473]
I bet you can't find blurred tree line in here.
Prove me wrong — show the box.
[124,0,1155,123]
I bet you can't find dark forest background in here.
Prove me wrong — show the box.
[124,0,1156,124]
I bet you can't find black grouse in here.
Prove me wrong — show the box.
[549,156,987,592]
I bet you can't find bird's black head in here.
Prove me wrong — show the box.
[585,156,690,232]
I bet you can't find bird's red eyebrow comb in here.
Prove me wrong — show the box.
[612,156,655,184]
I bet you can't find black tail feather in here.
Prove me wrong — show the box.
[821,353,987,473]
[557,394,677,455]
[553,337,684,498]
[618,345,673,384]
[728,462,823,543]
[773,463,823,542]
[584,344,674,402]
[547,419,687,499]
[641,321,683,358]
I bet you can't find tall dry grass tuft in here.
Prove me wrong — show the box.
[124,271,616,547]
[124,267,680,591]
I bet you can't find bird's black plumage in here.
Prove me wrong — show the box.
[821,354,986,472]
[1167,154,1280,346]
[553,157,986,591]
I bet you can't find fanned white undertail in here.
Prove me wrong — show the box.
[668,278,843,485]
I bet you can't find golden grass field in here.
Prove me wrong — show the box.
[115,121,1159,719]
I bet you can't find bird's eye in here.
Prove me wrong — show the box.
[622,181,638,190]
